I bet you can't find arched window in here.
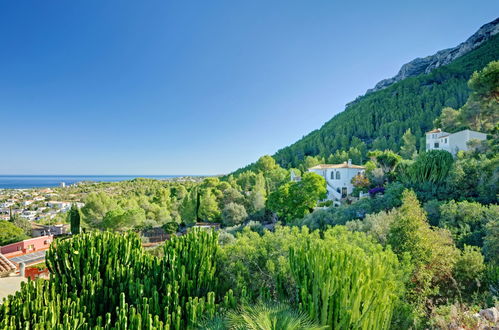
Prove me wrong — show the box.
[336,171,341,180]
[330,171,334,180]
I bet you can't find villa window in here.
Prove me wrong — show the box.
[336,171,341,180]
[444,138,447,143]
[434,142,439,148]
[330,171,334,180]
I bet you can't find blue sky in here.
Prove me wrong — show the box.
[0,1,497,175]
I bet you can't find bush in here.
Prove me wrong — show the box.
[218,225,315,301]
[162,221,179,234]
[346,209,397,245]
[0,221,28,246]
[483,218,499,264]
[439,200,498,248]
[453,245,486,296]
[222,202,248,226]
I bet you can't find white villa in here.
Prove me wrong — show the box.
[309,160,365,204]
[426,128,487,155]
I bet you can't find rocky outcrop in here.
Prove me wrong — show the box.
[365,17,499,95]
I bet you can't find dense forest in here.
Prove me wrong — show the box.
[1,45,498,330]
[235,34,499,171]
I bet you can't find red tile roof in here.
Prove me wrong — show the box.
[426,128,442,134]
[309,162,365,170]
[0,253,16,275]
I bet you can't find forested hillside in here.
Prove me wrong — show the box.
[263,34,499,168]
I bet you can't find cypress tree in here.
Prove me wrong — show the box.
[69,203,81,235]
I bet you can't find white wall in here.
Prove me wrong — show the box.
[426,129,487,155]
[309,167,364,200]
[449,130,487,154]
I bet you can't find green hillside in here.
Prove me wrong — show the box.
[270,34,499,168]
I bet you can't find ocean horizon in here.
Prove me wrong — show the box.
[0,175,203,189]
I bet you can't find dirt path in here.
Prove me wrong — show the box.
[0,275,25,302]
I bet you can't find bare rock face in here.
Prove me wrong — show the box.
[479,307,499,324]
[365,17,499,95]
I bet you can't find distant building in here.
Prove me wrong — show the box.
[426,129,487,155]
[46,201,71,210]
[0,236,53,257]
[193,222,221,230]
[308,160,365,204]
[290,169,301,182]
[31,223,69,237]
[141,227,171,243]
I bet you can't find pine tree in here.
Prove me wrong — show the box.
[400,128,417,159]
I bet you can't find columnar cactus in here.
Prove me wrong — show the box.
[0,229,231,329]
[289,237,401,330]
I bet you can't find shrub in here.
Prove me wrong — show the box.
[483,218,499,265]
[222,202,248,226]
[453,245,486,295]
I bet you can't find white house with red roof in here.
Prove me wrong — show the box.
[309,160,365,202]
[426,129,487,155]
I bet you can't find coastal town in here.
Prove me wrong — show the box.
[0,187,81,230]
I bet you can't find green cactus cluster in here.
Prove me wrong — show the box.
[0,229,235,329]
[289,230,402,330]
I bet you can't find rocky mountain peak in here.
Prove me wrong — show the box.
[365,17,499,95]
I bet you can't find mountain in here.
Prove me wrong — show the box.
[263,19,499,169]
[365,18,499,95]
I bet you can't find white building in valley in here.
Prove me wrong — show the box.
[426,129,487,155]
[309,160,365,203]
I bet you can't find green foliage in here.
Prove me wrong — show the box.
[68,203,82,234]
[403,150,454,185]
[438,60,499,132]
[438,200,498,248]
[387,190,461,315]
[299,182,405,230]
[267,35,499,168]
[218,226,315,301]
[453,245,486,295]
[267,172,327,223]
[221,203,248,226]
[1,230,235,329]
[180,187,198,224]
[81,191,118,227]
[400,128,418,159]
[162,221,179,234]
[101,207,146,231]
[220,303,326,330]
[483,218,499,265]
[0,221,28,246]
[10,215,31,236]
[346,209,396,246]
[289,227,405,329]
[449,153,499,203]
[368,149,402,174]
[199,189,221,221]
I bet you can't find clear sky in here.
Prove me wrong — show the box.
[0,1,497,175]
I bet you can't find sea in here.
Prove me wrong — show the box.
[0,175,194,189]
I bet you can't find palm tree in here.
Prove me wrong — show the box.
[202,303,325,330]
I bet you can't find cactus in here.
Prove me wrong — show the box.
[0,229,233,329]
[289,229,403,330]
